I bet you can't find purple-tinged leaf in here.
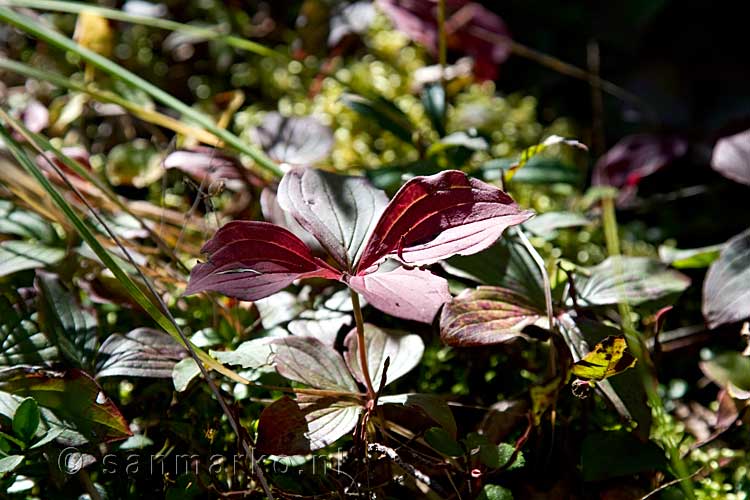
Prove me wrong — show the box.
[703,229,750,329]
[278,168,388,270]
[357,170,533,271]
[344,323,424,388]
[270,336,358,392]
[376,0,511,81]
[163,147,256,191]
[592,134,687,203]
[348,266,451,323]
[440,286,542,346]
[184,221,340,301]
[256,396,313,455]
[569,256,691,307]
[22,99,49,133]
[250,112,334,166]
[96,328,186,379]
[711,128,750,186]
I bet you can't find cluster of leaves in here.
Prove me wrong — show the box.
[0,1,750,499]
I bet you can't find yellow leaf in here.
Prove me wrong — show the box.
[571,335,636,383]
[74,11,114,57]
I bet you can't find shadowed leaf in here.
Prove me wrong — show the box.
[250,112,333,166]
[96,328,185,378]
[711,128,750,186]
[256,396,312,455]
[378,393,456,437]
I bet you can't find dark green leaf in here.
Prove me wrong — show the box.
[12,397,40,443]
[581,431,667,481]
[36,272,98,369]
[342,93,415,144]
[477,484,513,500]
[425,427,463,456]
[421,83,446,136]
[378,393,457,437]
[480,442,524,470]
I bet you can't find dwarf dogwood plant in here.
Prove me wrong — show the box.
[185,167,532,448]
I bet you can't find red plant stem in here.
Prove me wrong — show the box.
[349,288,377,400]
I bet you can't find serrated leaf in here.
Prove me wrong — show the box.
[703,228,750,329]
[271,337,358,392]
[570,256,690,307]
[0,241,64,277]
[440,286,543,346]
[12,397,40,443]
[96,328,185,378]
[250,112,333,166]
[184,221,340,301]
[378,393,456,437]
[0,367,131,444]
[357,170,534,271]
[344,324,423,388]
[277,167,388,270]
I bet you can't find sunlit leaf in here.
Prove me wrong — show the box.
[0,240,64,277]
[0,292,57,368]
[506,135,587,181]
[271,336,358,392]
[711,128,750,186]
[250,112,333,166]
[96,328,185,379]
[658,243,724,269]
[0,455,24,475]
[277,167,388,269]
[184,221,340,301]
[523,211,590,239]
[571,336,636,385]
[440,286,543,346]
[344,323,424,388]
[164,147,254,192]
[703,228,750,329]
[357,170,534,270]
[297,394,361,450]
[347,266,451,323]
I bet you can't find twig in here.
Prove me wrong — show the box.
[350,289,377,400]
[640,467,704,500]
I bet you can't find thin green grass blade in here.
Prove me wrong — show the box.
[0,6,282,178]
[3,0,286,60]
[0,117,247,384]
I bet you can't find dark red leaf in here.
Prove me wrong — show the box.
[348,266,450,323]
[184,221,340,301]
[356,170,533,271]
[256,396,312,455]
[592,134,687,203]
[376,0,511,81]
